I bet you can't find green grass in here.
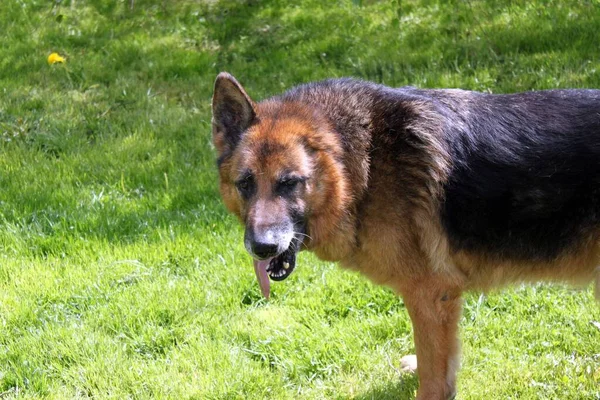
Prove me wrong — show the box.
[0,0,599,398]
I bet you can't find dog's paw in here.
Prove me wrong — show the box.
[400,354,417,374]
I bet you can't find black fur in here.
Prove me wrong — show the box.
[437,90,600,260]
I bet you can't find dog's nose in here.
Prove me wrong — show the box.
[252,241,279,259]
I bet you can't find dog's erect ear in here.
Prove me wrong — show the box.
[212,72,256,157]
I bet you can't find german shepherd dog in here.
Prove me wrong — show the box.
[212,72,600,399]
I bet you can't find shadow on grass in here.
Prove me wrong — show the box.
[349,373,419,400]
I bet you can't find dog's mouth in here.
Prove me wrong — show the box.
[252,241,299,299]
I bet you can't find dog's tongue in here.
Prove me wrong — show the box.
[253,258,271,298]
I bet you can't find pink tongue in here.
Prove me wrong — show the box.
[253,259,272,298]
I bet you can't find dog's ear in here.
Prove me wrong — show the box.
[212,72,256,157]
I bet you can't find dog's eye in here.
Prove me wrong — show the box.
[280,178,299,188]
[277,177,304,194]
[235,176,254,196]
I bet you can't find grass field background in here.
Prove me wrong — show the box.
[0,0,599,398]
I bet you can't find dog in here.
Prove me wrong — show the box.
[211,72,600,399]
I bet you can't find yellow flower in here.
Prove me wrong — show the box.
[47,52,66,64]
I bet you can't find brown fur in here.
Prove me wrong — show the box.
[212,73,600,400]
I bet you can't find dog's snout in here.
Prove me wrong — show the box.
[245,223,294,260]
[246,226,282,259]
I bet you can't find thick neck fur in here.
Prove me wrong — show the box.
[274,79,448,261]
[272,80,376,260]
[272,79,449,262]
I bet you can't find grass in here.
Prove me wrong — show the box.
[0,0,598,398]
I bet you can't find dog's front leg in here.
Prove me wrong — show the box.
[399,277,463,400]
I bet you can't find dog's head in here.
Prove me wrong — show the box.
[211,73,348,297]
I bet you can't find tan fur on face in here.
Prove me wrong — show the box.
[218,101,358,260]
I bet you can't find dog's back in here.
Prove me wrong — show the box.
[428,89,600,261]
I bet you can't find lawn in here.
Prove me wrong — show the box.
[0,0,598,398]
